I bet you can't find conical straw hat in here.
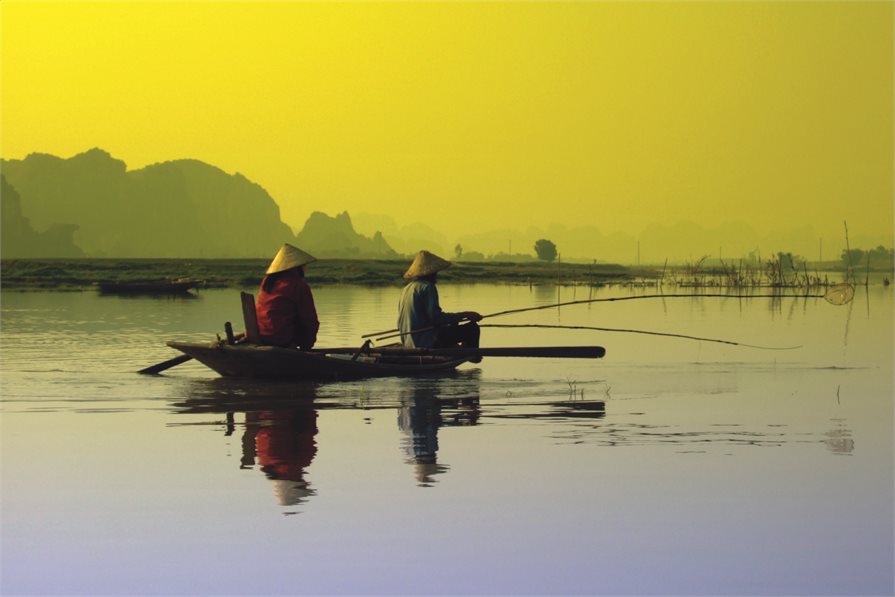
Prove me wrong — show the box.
[403,250,452,279]
[270,479,314,506]
[266,243,317,275]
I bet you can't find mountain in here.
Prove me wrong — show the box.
[1,175,84,258]
[127,158,296,257]
[1,148,297,258]
[295,211,397,258]
[351,212,450,257]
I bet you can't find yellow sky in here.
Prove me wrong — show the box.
[2,1,892,248]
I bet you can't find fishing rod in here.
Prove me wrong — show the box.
[363,283,855,342]
[479,324,801,350]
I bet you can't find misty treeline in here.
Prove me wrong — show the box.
[841,246,894,269]
[770,248,893,271]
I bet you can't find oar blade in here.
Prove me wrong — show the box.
[138,354,193,375]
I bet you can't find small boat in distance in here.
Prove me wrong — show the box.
[98,277,202,295]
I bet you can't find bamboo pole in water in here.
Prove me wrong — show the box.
[844,220,854,285]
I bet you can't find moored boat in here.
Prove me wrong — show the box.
[98,277,202,295]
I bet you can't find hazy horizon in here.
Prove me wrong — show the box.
[2,146,891,264]
[2,1,892,262]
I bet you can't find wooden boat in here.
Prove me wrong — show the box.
[143,292,604,380]
[98,277,201,295]
[165,341,605,381]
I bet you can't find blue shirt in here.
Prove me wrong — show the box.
[397,280,462,348]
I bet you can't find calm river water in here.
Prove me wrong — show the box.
[1,282,893,595]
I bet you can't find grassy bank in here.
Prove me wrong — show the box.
[0,258,632,290]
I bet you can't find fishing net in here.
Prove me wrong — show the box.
[824,283,855,306]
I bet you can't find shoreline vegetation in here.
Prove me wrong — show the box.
[0,257,882,292]
[0,258,628,291]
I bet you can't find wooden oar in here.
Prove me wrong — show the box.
[138,329,247,375]
[311,346,605,359]
[138,353,193,375]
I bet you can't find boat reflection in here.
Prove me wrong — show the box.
[172,373,485,502]
[174,379,321,508]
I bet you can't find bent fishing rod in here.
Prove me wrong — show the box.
[363,283,855,344]
[478,324,801,350]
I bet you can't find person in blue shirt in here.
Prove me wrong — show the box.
[397,250,482,350]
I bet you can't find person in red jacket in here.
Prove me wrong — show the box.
[256,243,320,350]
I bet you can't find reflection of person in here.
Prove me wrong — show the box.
[242,408,318,506]
[256,243,319,350]
[397,250,482,350]
[397,377,481,487]
[823,420,855,455]
[398,393,448,486]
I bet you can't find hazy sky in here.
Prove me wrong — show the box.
[2,1,892,249]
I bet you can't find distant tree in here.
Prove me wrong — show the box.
[841,248,865,269]
[534,239,557,262]
[776,251,797,271]
[454,243,463,259]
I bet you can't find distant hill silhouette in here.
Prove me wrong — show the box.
[351,212,449,257]
[1,175,84,258]
[295,211,397,258]
[1,148,297,258]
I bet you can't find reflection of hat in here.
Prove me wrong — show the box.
[266,243,317,275]
[403,251,452,279]
[413,462,449,485]
[271,479,314,506]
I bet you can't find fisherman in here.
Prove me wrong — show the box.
[397,250,482,350]
[256,243,320,350]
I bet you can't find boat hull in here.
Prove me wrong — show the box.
[167,341,470,380]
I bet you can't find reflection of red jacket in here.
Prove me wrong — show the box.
[255,417,318,481]
[256,271,319,349]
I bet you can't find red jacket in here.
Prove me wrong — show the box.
[256,270,319,349]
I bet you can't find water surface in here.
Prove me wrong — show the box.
[2,283,892,595]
